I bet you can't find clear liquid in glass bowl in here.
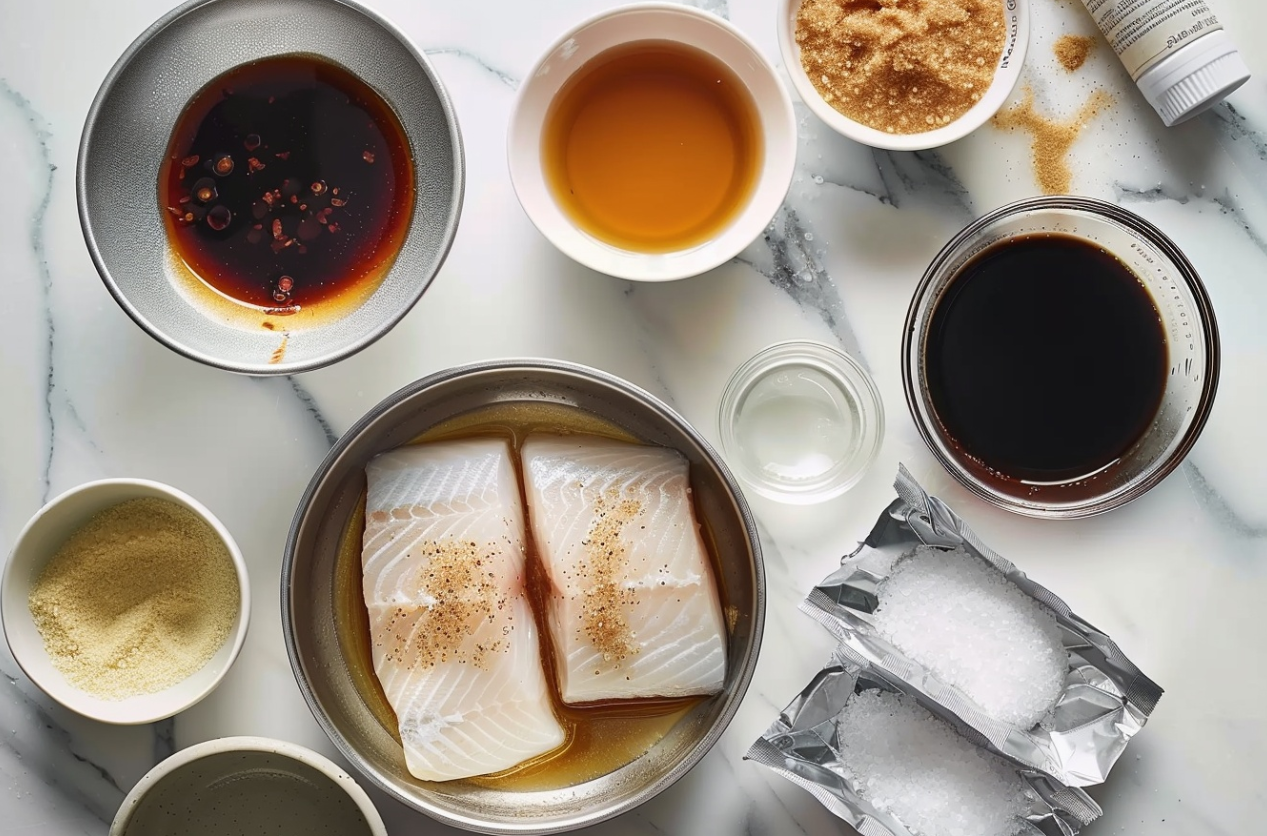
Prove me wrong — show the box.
[719,341,883,504]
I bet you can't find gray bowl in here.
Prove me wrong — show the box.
[282,360,765,834]
[77,0,463,375]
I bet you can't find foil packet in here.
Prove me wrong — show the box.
[800,465,1162,787]
[746,654,1100,836]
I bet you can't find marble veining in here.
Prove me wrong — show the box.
[2,0,1266,834]
[283,377,339,449]
[0,79,58,504]
[425,47,519,90]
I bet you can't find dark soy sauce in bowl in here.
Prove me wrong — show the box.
[159,54,414,313]
[924,233,1168,485]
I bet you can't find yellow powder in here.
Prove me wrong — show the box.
[991,87,1112,193]
[795,0,1006,134]
[1054,34,1095,72]
[28,498,239,700]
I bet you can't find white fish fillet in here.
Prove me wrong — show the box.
[520,434,727,703]
[362,438,564,782]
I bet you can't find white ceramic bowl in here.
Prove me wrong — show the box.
[508,2,797,281]
[2,479,250,724]
[777,0,1030,150]
[110,737,387,836]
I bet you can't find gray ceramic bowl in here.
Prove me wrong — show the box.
[110,736,387,836]
[78,0,463,375]
[282,360,765,834]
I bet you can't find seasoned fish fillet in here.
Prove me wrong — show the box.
[362,438,564,781]
[520,434,727,703]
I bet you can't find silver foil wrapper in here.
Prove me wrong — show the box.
[745,654,1100,836]
[800,465,1162,787]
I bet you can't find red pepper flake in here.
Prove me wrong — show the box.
[272,219,284,240]
[330,197,346,207]
[362,150,375,164]
[181,155,200,167]
[289,195,298,204]
[327,223,340,233]
[275,151,291,161]
[299,203,307,211]
[213,154,234,176]
[310,180,327,195]
[277,276,294,292]
[261,191,276,206]
[332,187,340,195]
[248,157,265,173]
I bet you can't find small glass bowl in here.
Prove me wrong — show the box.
[903,196,1220,519]
[719,341,884,504]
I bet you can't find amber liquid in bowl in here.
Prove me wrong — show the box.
[159,54,414,314]
[543,40,762,253]
[333,402,730,791]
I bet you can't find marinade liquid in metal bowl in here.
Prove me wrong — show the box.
[78,0,464,375]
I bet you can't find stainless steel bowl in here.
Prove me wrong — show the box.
[77,0,464,375]
[282,361,765,834]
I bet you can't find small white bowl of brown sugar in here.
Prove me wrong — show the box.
[2,479,249,724]
[778,0,1030,150]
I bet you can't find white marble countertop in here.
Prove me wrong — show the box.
[2,0,1266,833]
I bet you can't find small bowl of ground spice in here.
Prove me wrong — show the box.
[2,479,249,724]
[779,0,1030,150]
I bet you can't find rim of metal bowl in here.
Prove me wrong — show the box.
[901,195,1221,519]
[280,358,766,833]
[75,0,466,376]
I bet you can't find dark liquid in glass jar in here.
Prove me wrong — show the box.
[159,54,413,312]
[924,233,1168,484]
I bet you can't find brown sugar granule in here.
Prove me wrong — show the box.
[992,87,1112,194]
[1054,34,1095,72]
[384,539,507,670]
[795,0,1006,134]
[27,498,239,700]
[577,496,643,666]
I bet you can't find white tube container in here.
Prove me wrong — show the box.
[1079,0,1250,126]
